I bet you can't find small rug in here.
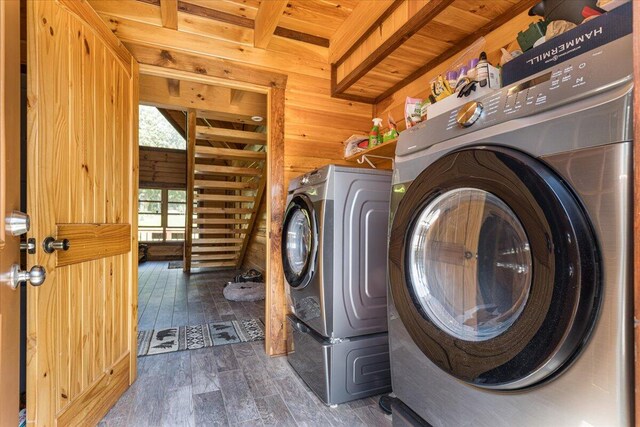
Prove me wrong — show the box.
[223,282,265,302]
[137,318,265,357]
[168,261,183,269]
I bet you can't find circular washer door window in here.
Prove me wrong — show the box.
[388,147,601,390]
[407,188,532,342]
[282,195,318,288]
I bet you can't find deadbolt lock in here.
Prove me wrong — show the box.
[43,236,70,253]
[5,211,30,236]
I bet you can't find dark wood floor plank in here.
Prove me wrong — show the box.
[190,347,221,395]
[217,369,261,424]
[161,385,195,426]
[274,376,332,426]
[352,405,393,427]
[213,345,239,372]
[231,342,256,359]
[238,355,278,399]
[193,390,229,427]
[127,375,167,426]
[255,394,297,427]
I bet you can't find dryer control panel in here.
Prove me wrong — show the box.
[398,34,633,157]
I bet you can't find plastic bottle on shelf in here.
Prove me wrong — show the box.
[476,51,489,87]
[369,118,383,148]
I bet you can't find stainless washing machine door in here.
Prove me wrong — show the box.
[282,194,318,289]
[388,146,601,390]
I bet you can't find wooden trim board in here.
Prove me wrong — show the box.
[55,224,132,267]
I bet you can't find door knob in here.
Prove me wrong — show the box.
[1,264,46,289]
[43,236,70,253]
[5,211,30,236]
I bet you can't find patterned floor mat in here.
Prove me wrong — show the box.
[137,318,265,356]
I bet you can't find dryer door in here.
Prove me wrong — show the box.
[388,147,601,390]
[282,194,318,289]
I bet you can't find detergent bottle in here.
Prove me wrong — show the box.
[369,118,383,148]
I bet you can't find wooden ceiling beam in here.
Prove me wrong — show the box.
[254,0,288,49]
[139,0,330,47]
[139,74,267,124]
[125,43,288,89]
[329,0,397,65]
[196,126,267,145]
[374,0,540,103]
[333,0,456,96]
[159,0,178,29]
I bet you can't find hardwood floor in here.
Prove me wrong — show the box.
[101,262,391,426]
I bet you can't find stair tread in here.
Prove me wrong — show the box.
[191,261,237,268]
[194,164,262,176]
[191,254,239,260]
[192,245,242,253]
[193,219,250,225]
[194,207,253,214]
[195,145,266,161]
[194,180,258,190]
[194,194,255,202]
[193,238,244,244]
[195,126,267,145]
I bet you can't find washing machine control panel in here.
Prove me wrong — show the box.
[400,35,632,156]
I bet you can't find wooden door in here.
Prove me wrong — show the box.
[26,0,139,425]
[0,1,22,426]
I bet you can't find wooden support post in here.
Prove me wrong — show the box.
[184,108,196,272]
[266,87,286,356]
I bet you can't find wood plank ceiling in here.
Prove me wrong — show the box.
[96,0,537,105]
[332,0,538,103]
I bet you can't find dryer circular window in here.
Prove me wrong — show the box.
[388,146,601,390]
[282,194,318,288]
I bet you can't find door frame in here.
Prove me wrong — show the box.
[136,56,288,356]
[0,1,22,425]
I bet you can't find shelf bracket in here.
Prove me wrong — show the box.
[356,153,394,169]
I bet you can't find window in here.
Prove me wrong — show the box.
[138,105,186,150]
[138,188,187,242]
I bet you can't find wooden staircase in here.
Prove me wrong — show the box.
[184,109,267,271]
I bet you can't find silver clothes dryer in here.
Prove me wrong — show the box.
[282,164,393,405]
[388,32,633,426]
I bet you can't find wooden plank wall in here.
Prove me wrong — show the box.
[242,197,267,272]
[139,146,186,188]
[374,10,536,128]
[88,0,374,189]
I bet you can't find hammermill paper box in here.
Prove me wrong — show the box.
[502,2,632,86]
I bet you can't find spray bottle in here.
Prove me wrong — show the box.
[369,118,383,148]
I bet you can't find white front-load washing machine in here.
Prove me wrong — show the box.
[283,164,393,405]
[388,27,633,427]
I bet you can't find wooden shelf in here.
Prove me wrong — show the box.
[345,138,397,168]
